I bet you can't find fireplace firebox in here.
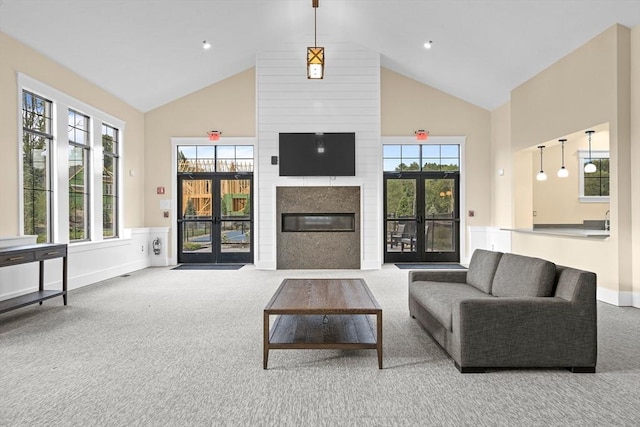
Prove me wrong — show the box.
[282,213,355,232]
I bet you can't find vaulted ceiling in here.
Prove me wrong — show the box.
[1,0,638,112]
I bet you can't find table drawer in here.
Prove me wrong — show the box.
[0,251,35,266]
[35,247,67,261]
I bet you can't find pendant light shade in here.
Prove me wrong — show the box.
[584,130,596,173]
[557,138,569,178]
[307,0,324,79]
[536,145,547,181]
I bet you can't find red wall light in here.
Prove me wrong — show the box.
[207,130,221,141]
[415,130,429,141]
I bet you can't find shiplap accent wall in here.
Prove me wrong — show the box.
[255,41,381,269]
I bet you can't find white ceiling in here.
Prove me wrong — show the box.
[1,0,638,112]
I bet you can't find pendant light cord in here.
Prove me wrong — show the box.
[538,145,544,171]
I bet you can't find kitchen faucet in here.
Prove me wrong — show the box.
[604,210,610,231]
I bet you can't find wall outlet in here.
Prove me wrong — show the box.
[468,210,475,217]
[141,245,144,252]
[533,211,537,217]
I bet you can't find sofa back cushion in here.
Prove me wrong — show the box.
[492,253,557,297]
[466,249,503,293]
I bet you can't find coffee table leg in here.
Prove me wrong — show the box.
[377,311,383,369]
[263,311,269,369]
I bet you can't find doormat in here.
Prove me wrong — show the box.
[171,264,245,271]
[394,263,467,270]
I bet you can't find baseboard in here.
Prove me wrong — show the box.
[361,260,382,270]
[597,286,635,307]
[69,259,149,290]
[632,291,640,309]
[255,260,277,270]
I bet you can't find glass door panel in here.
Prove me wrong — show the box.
[178,178,213,263]
[423,177,459,262]
[181,222,212,254]
[384,177,420,262]
[220,221,251,254]
[217,177,252,263]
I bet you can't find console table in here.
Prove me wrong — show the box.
[0,243,68,315]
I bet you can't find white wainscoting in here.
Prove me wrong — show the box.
[0,228,169,303]
[255,41,381,269]
[467,226,512,263]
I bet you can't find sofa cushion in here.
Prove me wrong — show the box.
[466,249,503,293]
[492,253,557,297]
[409,281,494,331]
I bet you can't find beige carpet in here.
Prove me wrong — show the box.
[1,265,639,426]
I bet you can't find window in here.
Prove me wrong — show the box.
[68,109,90,241]
[383,144,460,172]
[102,124,119,238]
[177,145,254,173]
[22,91,53,243]
[20,75,124,243]
[579,150,609,202]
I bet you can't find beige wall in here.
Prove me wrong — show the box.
[491,102,512,227]
[631,25,640,303]
[511,26,621,151]
[497,24,635,297]
[381,68,492,259]
[0,32,145,236]
[143,68,256,235]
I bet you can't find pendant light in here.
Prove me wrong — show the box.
[536,145,547,181]
[584,130,597,173]
[557,138,569,178]
[307,0,324,79]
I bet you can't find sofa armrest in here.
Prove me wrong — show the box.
[452,297,597,368]
[408,270,468,284]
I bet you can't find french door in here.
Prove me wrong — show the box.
[384,172,460,263]
[177,174,253,264]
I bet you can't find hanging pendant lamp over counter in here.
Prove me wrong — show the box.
[557,139,569,178]
[584,130,597,173]
[536,145,547,181]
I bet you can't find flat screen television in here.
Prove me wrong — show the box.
[278,132,356,176]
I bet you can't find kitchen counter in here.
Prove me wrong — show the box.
[504,228,610,239]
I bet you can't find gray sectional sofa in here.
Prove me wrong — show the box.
[409,249,597,373]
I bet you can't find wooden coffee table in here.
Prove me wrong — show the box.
[263,278,382,369]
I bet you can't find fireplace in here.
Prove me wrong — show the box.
[276,187,360,269]
[282,213,356,232]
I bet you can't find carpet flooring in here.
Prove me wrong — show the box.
[1,265,639,426]
[395,263,467,270]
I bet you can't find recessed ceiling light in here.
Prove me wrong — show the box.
[424,41,433,49]
[202,40,211,50]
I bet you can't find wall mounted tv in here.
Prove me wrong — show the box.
[279,132,356,176]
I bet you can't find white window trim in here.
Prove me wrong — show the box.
[578,149,609,203]
[18,73,125,244]
[170,137,257,266]
[381,136,466,262]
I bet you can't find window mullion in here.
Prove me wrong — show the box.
[92,120,104,241]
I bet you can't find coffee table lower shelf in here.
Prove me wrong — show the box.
[263,314,382,369]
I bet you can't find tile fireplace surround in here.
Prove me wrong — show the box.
[276,186,360,269]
